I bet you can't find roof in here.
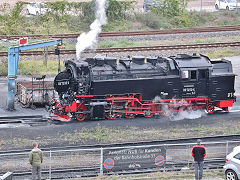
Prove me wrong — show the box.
[172,55,212,68]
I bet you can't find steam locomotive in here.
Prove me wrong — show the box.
[50,54,236,121]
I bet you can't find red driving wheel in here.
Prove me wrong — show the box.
[143,107,153,118]
[76,113,86,122]
[206,104,215,114]
[144,113,153,118]
[124,114,136,119]
[105,113,119,120]
[124,107,136,119]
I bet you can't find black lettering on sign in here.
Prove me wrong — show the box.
[103,146,166,173]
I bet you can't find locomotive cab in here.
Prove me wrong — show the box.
[209,58,236,108]
[172,54,212,99]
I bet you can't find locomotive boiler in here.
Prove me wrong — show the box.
[50,54,236,121]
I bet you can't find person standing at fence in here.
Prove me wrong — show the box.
[29,142,43,180]
[191,139,206,180]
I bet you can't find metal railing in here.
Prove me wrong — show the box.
[0,140,239,179]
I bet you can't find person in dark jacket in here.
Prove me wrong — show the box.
[191,139,206,180]
[29,142,43,180]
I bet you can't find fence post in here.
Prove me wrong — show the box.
[100,147,103,176]
[49,150,52,180]
[226,141,229,157]
[163,145,166,172]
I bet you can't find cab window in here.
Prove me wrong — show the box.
[190,70,196,80]
[181,71,189,79]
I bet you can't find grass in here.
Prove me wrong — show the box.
[102,20,132,32]
[206,49,240,59]
[98,39,149,48]
[0,59,65,76]
[148,35,240,46]
[17,60,64,76]
[54,120,240,145]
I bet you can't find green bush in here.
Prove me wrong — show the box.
[106,0,134,21]
[172,13,196,28]
[135,12,161,29]
[135,12,174,29]
[152,0,183,17]
[144,13,162,29]
[0,0,135,35]
[80,1,96,25]
[0,2,26,35]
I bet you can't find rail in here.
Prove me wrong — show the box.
[1,41,240,57]
[0,115,48,126]
[1,25,240,40]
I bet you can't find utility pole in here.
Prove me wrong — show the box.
[55,44,65,73]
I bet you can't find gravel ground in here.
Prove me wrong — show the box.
[98,31,240,42]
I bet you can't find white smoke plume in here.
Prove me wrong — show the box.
[153,95,207,120]
[172,108,206,121]
[76,0,107,60]
[171,99,206,120]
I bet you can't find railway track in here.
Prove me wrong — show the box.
[0,134,240,154]
[1,25,240,40]
[0,115,49,126]
[1,41,240,57]
[11,159,225,179]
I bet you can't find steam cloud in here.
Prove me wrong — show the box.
[75,0,107,60]
[171,99,206,121]
[172,108,206,121]
[153,95,206,120]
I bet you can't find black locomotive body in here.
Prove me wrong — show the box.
[51,54,236,121]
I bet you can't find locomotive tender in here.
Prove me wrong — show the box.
[50,54,236,121]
